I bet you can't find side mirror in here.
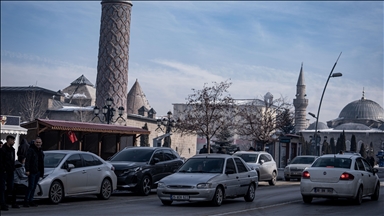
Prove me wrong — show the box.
[225,169,235,175]
[67,164,75,172]
[259,160,265,165]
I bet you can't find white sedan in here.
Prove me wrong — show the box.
[300,154,380,205]
[35,150,117,204]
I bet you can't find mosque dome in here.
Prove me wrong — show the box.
[338,96,384,121]
[334,123,371,130]
[306,122,328,130]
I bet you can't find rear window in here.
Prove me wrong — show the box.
[110,148,154,162]
[235,154,258,163]
[291,157,316,164]
[312,157,351,169]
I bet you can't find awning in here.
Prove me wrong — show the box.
[1,125,28,135]
[21,119,150,135]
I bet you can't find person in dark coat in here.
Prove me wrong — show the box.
[0,135,18,210]
[199,145,207,154]
[17,139,30,163]
[24,137,44,207]
[217,147,225,154]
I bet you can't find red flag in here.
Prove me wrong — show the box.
[67,131,78,143]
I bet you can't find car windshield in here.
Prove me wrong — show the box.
[44,153,66,168]
[179,158,224,173]
[235,154,258,163]
[312,157,351,169]
[290,157,316,164]
[109,148,154,162]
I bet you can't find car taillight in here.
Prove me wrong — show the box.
[339,172,354,180]
[302,171,310,179]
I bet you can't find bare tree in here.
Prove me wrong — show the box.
[73,97,93,122]
[236,94,292,151]
[19,89,46,122]
[176,80,236,153]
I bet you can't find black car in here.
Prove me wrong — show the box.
[109,147,184,196]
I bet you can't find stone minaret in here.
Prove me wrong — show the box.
[96,0,132,113]
[293,63,308,133]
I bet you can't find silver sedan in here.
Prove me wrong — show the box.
[156,154,258,206]
[35,150,117,204]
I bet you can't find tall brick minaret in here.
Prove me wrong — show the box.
[293,63,308,133]
[96,0,132,113]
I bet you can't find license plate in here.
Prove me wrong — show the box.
[315,188,333,193]
[293,172,300,175]
[171,195,190,200]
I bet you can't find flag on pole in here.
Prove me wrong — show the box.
[67,131,78,143]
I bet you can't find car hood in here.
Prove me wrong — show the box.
[160,172,220,185]
[44,168,55,175]
[108,161,147,170]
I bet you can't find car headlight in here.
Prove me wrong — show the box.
[196,183,212,189]
[157,182,166,188]
[42,174,49,179]
[122,167,142,175]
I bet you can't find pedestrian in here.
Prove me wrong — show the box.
[0,135,18,210]
[248,146,255,151]
[338,150,343,154]
[199,145,207,154]
[217,147,225,154]
[14,158,28,200]
[0,141,3,148]
[24,137,44,207]
[17,138,30,163]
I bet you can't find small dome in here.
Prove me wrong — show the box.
[334,123,370,130]
[338,97,384,121]
[306,122,328,130]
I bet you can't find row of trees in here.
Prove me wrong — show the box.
[176,80,295,153]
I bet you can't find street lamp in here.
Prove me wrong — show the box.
[310,52,343,156]
[156,111,176,147]
[92,97,125,124]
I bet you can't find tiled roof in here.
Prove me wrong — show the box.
[1,86,63,95]
[22,119,150,135]
[127,79,151,114]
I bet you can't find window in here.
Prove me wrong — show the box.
[362,159,373,172]
[236,154,258,163]
[163,149,177,161]
[234,158,248,173]
[66,154,83,168]
[92,156,103,165]
[110,148,154,162]
[355,159,365,171]
[312,158,352,168]
[225,158,236,173]
[152,150,164,162]
[82,154,95,166]
[259,154,269,163]
[264,154,272,162]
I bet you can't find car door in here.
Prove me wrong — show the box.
[234,158,251,195]
[163,149,181,175]
[64,154,87,194]
[81,153,104,192]
[258,154,270,180]
[361,158,376,194]
[355,158,371,195]
[150,150,166,183]
[223,158,239,197]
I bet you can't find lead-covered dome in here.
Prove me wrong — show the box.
[334,123,370,130]
[338,97,384,121]
[306,122,328,130]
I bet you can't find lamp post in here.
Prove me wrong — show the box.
[309,52,343,156]
[92,97,125,124]
[156,111,176,147]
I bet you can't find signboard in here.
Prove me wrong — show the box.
[280,137,291,143]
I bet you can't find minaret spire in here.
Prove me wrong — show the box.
[293,63,309,133]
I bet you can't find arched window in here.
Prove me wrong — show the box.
[346,140,351,151]
[358,140,364,152]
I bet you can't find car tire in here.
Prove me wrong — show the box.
[211,186,224,206]
[354,186,363,205]
[371,183,380,201]
[49,181,64,204]
[302,195,312,204]
[97,178,112,200]
[138,175,152,196]
[285,177,290,181]
[268,171,277,186]
[161,200,173,206]
[244,183,256,202]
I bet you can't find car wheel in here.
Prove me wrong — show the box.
[49,181,64,204]
[161,200,173,206]
[268,171,277,186]
[211,186,224,206]
[302,195,312,204]
[138,175,152,196]
[354,186,363,205]
[97,178,112,200]
[371,183,380,201]
[244,183,255,202]
[285,177,290,181]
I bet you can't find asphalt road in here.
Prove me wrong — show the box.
[2,180,383,216]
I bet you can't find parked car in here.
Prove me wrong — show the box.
[156,154,258,206]
[109,147,184,196]
[35,150,117,204]
[234,151,278,185]
[284,155,317,181]
[300,154,380,205]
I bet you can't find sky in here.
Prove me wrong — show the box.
[1,1,383,124]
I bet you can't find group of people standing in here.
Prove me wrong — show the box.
[0,135,45,211]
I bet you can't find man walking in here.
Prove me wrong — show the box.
[24,137,44,207]
[0,135,18,210]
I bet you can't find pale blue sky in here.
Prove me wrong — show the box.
[1,1,383,123]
